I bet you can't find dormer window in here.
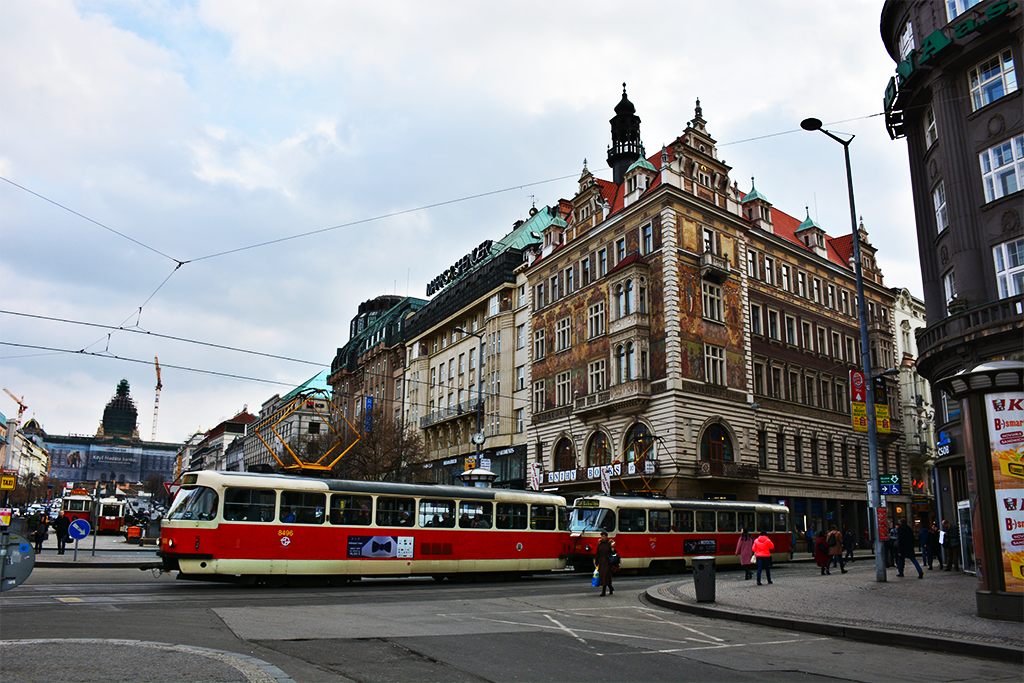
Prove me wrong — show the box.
[760,205,771,222]
[698,170,711,187]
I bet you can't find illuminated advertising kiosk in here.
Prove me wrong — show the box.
[938,361,1023,621]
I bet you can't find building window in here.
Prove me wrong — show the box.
[704,344,726,386]
[980,135,1024,203]
[533,329,546,359]
[616,342,635,383]
[840,290,850,316]
[841,442,849,478]
[933,181,948,231]
[616,280,635,318]
[820,379,831,411]
[556,317,571,352]
[533,382,546,413]
[994,238,1024,298]
[623,423,652,463]
[831,331,841,359]
[804,375,815,406]
[587,301,606,338]
[767,310,780,340]
[598,248,608,277]
[789,371,800,402]
[943,270,957,305]
[797,272,807,298]
[516,325,525,349]
[785,315,797,346]
[516,365,525,391]
[801,321,813,351]
[758,430,767,469]
[616,237,627,264]
[702,282,723,322]
[776,432,786,471]
[641,224,653,254]
[845,336,856,364]
[587,432,610,467]
[702,227,715,254]
[812,278,821,304]
[581,257,592,286]
[898,20,914,60]
[826,284,836,310]
[924,106,937,148]
[763,256,775,286]
[946,0,982,20]
[555,437,574,471]
[534,283,546,309]
[750,303,762,336]
[969,49,1018,111]
[700,423,733,461]
[816,327,827,356]
[515,408,524,433]
[747,250,758,278]
[794,435,803,473]
[556,371,572,406]
[811,438,819,475]
[588,359,606,393]
[754,361,765,395]
[781,264,791,292]
[771,367,783,398]
[550,275,560,302]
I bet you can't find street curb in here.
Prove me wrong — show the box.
[644,583,1023,664]
[35,561,161,569]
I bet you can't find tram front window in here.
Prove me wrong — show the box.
[568,507,615,533]
[168,486,219,521]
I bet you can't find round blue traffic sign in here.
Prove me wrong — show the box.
[68,519,91,540]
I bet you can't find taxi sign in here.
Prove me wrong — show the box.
[68,519,91,540]
[0,473,16,491]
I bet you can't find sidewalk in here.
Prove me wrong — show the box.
[23,531,161,569]
[645,556,1023,663]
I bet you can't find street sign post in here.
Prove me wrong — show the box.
[68,518,91,562]
[880,474,902,495]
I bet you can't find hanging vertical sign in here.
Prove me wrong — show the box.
[364,397,374,433]
[600,466,612,495]
[850,370,868,432]
[986,391,1024,593]
[528,463,542,491]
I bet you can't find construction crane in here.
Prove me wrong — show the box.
[151,357,162,442]
[3,387,27,469]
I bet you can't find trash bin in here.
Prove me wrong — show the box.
[692,555,716,603]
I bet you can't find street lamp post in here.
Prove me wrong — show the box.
[801,117,887,583]
[454,327,485,468]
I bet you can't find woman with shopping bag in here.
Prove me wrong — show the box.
[594,530,614,596]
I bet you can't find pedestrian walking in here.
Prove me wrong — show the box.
[805,529,815,554]
[917,524,930,568]
[942,519,961,571]
[896,518,924,578]
[843,529,855,563]
[827,525,847,573]
[753,529,774,585]
[815,530,831,575]
[735,528,755,580]
[32,516,49,554]
[594,530,614,596]
[926,524,941,570]
[52,510,71,555]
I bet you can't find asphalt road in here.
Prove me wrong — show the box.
[2,568,1020,682]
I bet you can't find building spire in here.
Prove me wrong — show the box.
[608,83,643,185]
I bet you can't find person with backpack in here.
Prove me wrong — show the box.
[827,525,847,573]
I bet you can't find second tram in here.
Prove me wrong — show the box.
[159,471,571,584]
[97,497,127,534]
[566,495,791,571]
[61,488,94,524]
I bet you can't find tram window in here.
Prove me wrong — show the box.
[420,499,456,527]
[530,504,557,530]
[377,497,415,527]
[757,512,774,532]
[281,491,326,524]
[774,513,788,531]
[101,505,121,517]
[619,509,646,532]
[717,511,736,532]
[223,488,276,522]
[459,501,492,528]
[558,506,569,531]
[496,502,527,529]
[168,486,219,521]
[649,510,671,532]
[737,511,756,533]
[568,507,614,532]
[67,500,87,512]
[695,511,716,532]
[673,510,694,532]
[329,494,372,525]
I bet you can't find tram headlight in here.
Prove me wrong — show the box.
[166,538,176,548]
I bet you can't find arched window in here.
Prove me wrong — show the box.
[625,342,634,381]
[555,437,574,471]
[586,432,610,467]
[624,279,633,315]
[616,284,625,318]
[700,423,733,461]
[616,345,626,383]
[623,423,652,463]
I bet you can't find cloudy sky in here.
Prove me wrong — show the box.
[0,0,919,445]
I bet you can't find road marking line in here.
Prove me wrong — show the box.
[544,613,588,644]
[636,607,725,642]
[603,636,830,656]
[56,597,83,603]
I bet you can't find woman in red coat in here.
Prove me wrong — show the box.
[814,530,831,575]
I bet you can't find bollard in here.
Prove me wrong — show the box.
[692,555,716,603]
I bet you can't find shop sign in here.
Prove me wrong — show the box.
[986,392,1024,592]
[937,442,955,457]
[884,0,1018,114]
[425,240,494,296]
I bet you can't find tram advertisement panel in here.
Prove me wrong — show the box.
[347,535,414,559]
[986,391,1024,593]
[683,539,717,555]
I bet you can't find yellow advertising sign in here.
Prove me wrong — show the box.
[876,403,891,434]
[0,474,16,491]
[852,403,868,432]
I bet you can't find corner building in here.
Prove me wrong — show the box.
[881,0,1023,522]
[526,91,907,536]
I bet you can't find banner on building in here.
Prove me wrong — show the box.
[986,391,1024,593]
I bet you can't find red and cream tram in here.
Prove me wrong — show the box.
[61,488,94,524]
[159,471,571,584]
[567,495,791,572]
[97,497,127,534]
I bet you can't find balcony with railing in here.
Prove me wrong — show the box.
[700,250,730,283]
[695,460,760,480]
[573,379,651,419]
[420,398,483,429]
